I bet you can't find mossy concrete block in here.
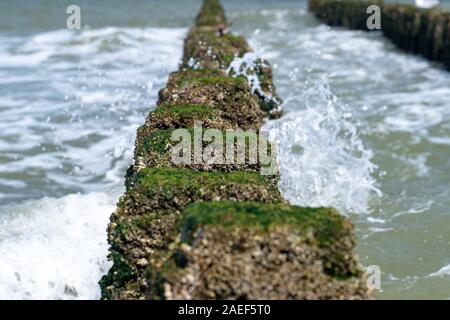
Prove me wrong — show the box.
[183,1,250,69]
[128,123,280,190]
[143,201,369,300]
[158,70,265,129]
[114,167,285,250]
[101,170,285,300]
[180,201,361,277]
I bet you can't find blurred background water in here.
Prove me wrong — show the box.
[0,0,449,299]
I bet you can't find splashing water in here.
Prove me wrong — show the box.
[228,52,270,98]
[228,42,381,215]
[264,77,381,214]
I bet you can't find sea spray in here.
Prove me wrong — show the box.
[263,77,382,214]
[226,44,381,214]
[228,52,270,98]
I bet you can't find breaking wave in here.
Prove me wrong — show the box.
[264,78,381,214]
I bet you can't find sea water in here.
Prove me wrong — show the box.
[0,0,449,299]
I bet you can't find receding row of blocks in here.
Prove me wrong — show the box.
[309,0,450,70]
[100,0,370,299]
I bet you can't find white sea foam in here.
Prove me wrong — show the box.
[392,153,430,178]
[228,52,269,97]
[429,264,450,277]
[0,192,117,300]
[242,29,382,216]
[0,25,185,299]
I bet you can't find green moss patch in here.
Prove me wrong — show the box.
[179,201,361,278]
[137,167,265,190]
[189,75,247,86]
[148,224,368,299]
[177,201,360,279]
[133,127,276,177]
[160,70,227,92]
[158,70,265,129]
[134,103,236,151]
[154,104,212,115]
[120,167,282,217]
[137,129,173,156]
[138,200,367,299]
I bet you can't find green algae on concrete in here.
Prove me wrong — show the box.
[135,167,274,196]
[139,201,369,300]
[118,167,284,221]
[157,69,265,129]
[101,169,285,300]
[181,0,250,69]
[134,128,275,171]
[181,201,348,245]
[128,124,279,191]
[180,201,361,278]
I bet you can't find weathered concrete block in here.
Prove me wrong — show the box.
[145,201,370,300]
[101,169,285,299]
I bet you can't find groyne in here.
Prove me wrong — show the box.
[99,0,370,299]
[309,0,450,70]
